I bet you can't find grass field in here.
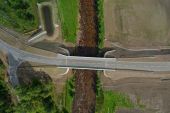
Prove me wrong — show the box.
[57,0,78,43]
[57,0,104,46]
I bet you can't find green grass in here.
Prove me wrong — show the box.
[63,76,75,112]
[57,0,78,43]
[97,0,105,48]
[98,91,134,113]
[62,76,134,113]
[96,76,134,113]
[57,0,104,46]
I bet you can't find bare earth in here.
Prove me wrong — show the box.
[104,0,170,48]
[103,0,170,112]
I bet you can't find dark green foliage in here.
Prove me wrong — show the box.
[0,61,70,113]
[37,0,51,3]
[0,0,50,33]
[11,0,30,9]
[0,0,37,32]
[63,76,75,112]
[0,62,14,113]
[13,61,70,113]
[14,78,59,113]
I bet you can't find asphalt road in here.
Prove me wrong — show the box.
[1,37,170,72]
[0,37,116,70]
[1,26,170,86]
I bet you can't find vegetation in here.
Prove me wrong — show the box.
[62,76,134,113]
[55,76,75,113]
[0,63,134,113]
[96,76,134,113]
[14,79,60,113]
[57,0,78,43]
[0,0,103,45]
[64,77,75,111]
[0,62,14,113]
[0,61,68,113]
[0,0,50,33]
[99,91,134,113]
[57,0,104,45]
[97,0,105,48]
[95,76,104,112]
[13,62,68,113]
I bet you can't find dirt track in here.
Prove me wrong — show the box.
[73,0,99,113]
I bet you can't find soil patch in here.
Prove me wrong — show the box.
[104,0,170,48]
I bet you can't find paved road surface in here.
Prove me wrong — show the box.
[0,38,116,70]
[1,26,170,86]
[1,37,170,72]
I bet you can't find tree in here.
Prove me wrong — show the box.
[14,62,66,113]
[0,62,14,113]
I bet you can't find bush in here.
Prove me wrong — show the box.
[0,0,49,33]
[0,62,14,113]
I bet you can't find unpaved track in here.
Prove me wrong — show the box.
[72,0,99,113]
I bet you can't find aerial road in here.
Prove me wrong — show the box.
[1,26,170,86]
[1,36,170,72]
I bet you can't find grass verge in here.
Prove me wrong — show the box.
[63,76,134,113]
[98,91,134,113]
[57,0,78,43]
[97,0,105,48]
